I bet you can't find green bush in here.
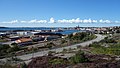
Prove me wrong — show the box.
[45,42,55,48]
[89,42,102,48]
[49,58,65,64]
[70,50,89,64]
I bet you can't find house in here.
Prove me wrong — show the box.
[17,31,28,36]
[10,36,21,41]
[32,37,45,42]
[0,33,9,37]
[94,28,107,34]
[15,38,32,46]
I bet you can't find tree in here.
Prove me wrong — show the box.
[0,44,10,57]
[7,43,20,53]
[0,44,10,51]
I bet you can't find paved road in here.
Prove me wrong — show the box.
[0,34,106,63]
[2,41,14,45]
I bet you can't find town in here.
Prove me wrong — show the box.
[0,26,119,46]
[0,26,120,68]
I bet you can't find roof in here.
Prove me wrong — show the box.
[10,36,20,38]
[15,38,32,43]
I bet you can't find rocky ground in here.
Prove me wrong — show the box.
[27,54,120,68]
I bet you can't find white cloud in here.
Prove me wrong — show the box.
[11,20,18,23]
[57,19,70,23]
[99,19,111,23]
[28,19,47,23]
[115,21,120,23]
[82,19,93,23]
[75,18,83,23]
[58,18,81,23]
[48,17,55,23]
[99,19,104,23]
[104,20,111,23]
[1,20,18,23]
[37,20,47,23]
[92,20,98,23]
[1,19,47,23]
[29,19,37,23]
[21,21,27,23]
[57,18,98,23]
[0,18,116,24]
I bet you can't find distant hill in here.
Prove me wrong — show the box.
[0,26,7,28]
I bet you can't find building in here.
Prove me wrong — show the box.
[15,38,32,46]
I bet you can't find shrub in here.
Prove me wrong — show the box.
[49,58,65,64]
[89,42,101,48]
[70,50,89,64]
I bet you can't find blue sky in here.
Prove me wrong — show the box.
[0,0,120,27]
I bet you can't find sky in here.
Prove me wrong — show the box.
[0,0,120,27]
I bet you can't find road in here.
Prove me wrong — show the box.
[2,41,14,45]
[0,34,106,63]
